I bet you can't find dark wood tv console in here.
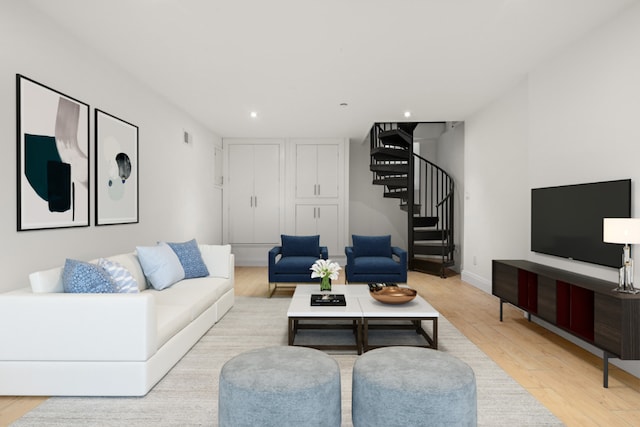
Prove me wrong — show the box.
[492,260,640,388]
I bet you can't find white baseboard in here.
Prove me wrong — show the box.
[460,269,491,294]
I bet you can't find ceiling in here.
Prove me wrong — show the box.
[26,0,637,141]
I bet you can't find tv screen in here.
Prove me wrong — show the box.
[531,179,631,268]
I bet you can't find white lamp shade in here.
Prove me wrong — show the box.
[603,218,640,244]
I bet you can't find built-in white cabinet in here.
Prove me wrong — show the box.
[223,137,348,266]
[290,138,348,260]
[295,144,339,198]
[295,204,339,255]
[226,143,282,245]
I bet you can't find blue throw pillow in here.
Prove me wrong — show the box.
[166,239,210,279]
[281,235,320,257]
[136,242,185,290]
[352,235,392,258]
[62,259,116,294]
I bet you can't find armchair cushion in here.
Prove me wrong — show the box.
[271,256,320,275]
[352,235,392,258]
[350,257,404,275]
[345,244,408,284]
[281,235,320,257]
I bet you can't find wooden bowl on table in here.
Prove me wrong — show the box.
[369,286,417,304]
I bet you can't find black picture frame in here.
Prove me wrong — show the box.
[16,74,90,231]
[94,109,139,225]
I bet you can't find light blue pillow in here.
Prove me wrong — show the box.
[136,242,185,290]
[98,258,139,293]
[166,239,209,279]
[62,259,116,294]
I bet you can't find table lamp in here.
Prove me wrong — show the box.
[603,218,640,294]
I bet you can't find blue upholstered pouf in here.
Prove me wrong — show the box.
[352,346,477,427]
[218,346,341,427]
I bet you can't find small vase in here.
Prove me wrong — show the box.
[320,276,331,292]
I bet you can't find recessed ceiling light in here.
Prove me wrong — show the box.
[404,111,411,118]
[250,111,258,118]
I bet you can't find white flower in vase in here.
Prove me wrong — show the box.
[310,259,341,292]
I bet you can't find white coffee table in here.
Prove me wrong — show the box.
[358,290,439,352]
[287,284,439,354]
[287,285,364,353]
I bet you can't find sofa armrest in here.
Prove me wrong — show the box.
[228,253,235,284]
[269,246,283,267]
[0,292,156,361]
[268,246,282,283]
[391,246,408,269]
[345,246,355,265]
[320,246,329,259]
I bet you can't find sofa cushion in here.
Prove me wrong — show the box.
[166,239,209,279]
[98,258,139,293]
[136,243,185,290]
[351,257,402,274]
[199,244,231,278]
[271,256,318,274]
[155,304,192,348]
[352,235,392,258]
[281,235,320,257]
[149,276,233,322]
[62,259,116,294]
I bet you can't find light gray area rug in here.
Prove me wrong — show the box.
[13,297,563,426]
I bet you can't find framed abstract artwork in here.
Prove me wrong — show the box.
[95,109,139,225]
[16,74,90,231]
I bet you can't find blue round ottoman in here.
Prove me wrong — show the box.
[352,346,476,427]
[218,346,341,427]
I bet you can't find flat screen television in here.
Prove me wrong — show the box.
[531,179,631,268]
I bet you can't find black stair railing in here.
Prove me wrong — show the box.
[369,122,455,277]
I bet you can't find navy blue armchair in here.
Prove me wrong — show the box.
[345,235,407,283]
[268,235,328,296]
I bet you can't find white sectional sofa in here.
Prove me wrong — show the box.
[0,244,234,396]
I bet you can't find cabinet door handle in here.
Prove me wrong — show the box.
[317,207,320,218]
[254,196,257,208]
[250,196,253,207]
[317,184,320,195]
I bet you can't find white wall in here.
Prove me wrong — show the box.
[0,3,222,292]
[435,123,465,273]
[463,2,640,287]
[462,81,530,292]
[527,3,640,283]
[463,3,640,376]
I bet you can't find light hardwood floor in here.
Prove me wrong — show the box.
[2,267,640,426]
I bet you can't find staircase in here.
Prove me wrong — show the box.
[369,123,455,277]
